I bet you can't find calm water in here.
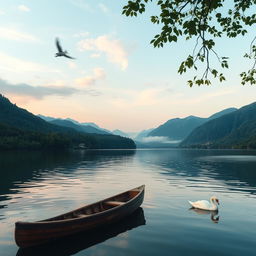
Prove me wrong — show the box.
[0,149,256,256]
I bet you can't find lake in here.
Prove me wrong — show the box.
[0,149,256,256]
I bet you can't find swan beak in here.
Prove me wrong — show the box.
[216,199,219,205]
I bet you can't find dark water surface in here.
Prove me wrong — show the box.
[0,149,256,256]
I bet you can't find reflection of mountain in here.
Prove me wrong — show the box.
[136,149,256,194]
[16,207,145,256]
[0,150,136,200]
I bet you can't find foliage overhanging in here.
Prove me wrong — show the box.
[122,0,256,86]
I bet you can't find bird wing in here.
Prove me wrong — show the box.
[63,53,75,59]
[55,38,63,52]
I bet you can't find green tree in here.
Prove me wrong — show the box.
[122,0,256,86]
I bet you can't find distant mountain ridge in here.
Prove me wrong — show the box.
[147,116,205,140]
[0,96,68,133]
[135,128,154,141]
[0,95,136,150]
[49,119,110,135]
[112,129,129,137]
[181,102,256,148]
[147,108,237,141]
[38,115,110,135]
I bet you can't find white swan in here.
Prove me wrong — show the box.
[188,196,219,211]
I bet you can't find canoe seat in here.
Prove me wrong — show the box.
[105,201,125,207]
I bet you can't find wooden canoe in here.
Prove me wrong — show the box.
[15,185,145,248]
[16,207,146,256]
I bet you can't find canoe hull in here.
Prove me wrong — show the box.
[16,208,146,256]
[15,185,144,248]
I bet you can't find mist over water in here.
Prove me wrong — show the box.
[0,149,256,256]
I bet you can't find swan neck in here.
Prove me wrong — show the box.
[211,201,217,206]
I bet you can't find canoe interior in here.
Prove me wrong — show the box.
[39,186,144,222]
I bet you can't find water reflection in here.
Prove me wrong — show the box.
[16,207,145,256]
[190,208,220,223]
[137,149,256,194]
[0,150,136,206]
[0,149,255,256]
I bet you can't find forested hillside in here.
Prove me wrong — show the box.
[0,95,136,150]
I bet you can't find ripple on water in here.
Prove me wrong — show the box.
[0,149,256,256]
[199,155,256,162]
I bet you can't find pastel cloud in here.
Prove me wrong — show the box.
[0,52,59,74]
[0,78,78,100]
[98,3,109,14]
[75,67,106,87]
[110,87,172,108]
[18,5,30,12]
[78,35,128,70]
[0,27,37,42]
[69,0,93,12]
[73,31,90,38]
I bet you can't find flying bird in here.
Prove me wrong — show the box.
[55,38,75,59]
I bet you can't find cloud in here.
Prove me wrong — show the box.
[18,5,30,12]
[0,78,102,102]
[90,53,101,58]
[141,136,181,144]
[109,87,173,108]
[75,67,106,87]
[133,88,162,106]
[0,52,58,74]
[78,35,128,70]
[169,88,237,106]
[73,31,90,38]
[0,78,78,100]
[0,27,38,42]
[69,0,93,12]
[98,3,109,13]
[68,62,77,69]
[44,80,67,87]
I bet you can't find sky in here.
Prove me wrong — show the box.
[0,0,255,132]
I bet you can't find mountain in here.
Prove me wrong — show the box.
[134,128,154,141]
[39,115,111,135]
[0,96,68,133]
[49,119,110,135]
[147,108,237,141]
[181,102,256,148]
[0,95,136,150]
[208,108,237,120]
[37,114,56,122]
[80,122,110,134]
[112,129,129,137]
[0,122,70,150]
[218,120,256,148]
[112,130,140,139]
[147,116,205,140]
